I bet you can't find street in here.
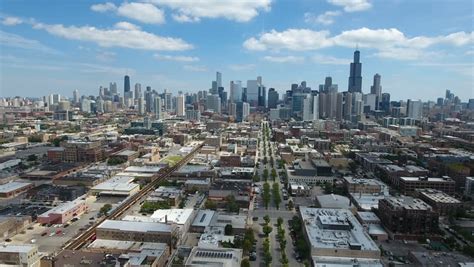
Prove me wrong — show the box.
[250,121,301,267]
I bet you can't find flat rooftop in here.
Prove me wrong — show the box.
[98,220,173,233]
[384,196,432,210]
[39,197,85,217]
[150,209,194,225]
[300,207,379,253]
[0,181,32,193]
[192,210,216,228]
[400,176,454,183]
[418,189,461,204]
[312,256,383,267]
[0,244,36,253]
[124,166,161,173]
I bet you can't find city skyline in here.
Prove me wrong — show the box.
[0,0,473,100]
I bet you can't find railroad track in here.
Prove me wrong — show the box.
[63,142,204,250]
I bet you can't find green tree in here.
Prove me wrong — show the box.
[204,199,217,210]
[263,215,270,225]
[99,204,112,215]
[252,174,260,182]
[140,201,170,214]
[224,224,233,235]
[272,183,281,209]
[225,195,240,213]
[27,154,38,161]
[277,217,283,227]
[107,157,127,166]
[288,200,294,210]
[262,183,271,209]
[323,181,333,194]
[263,169,269,181]
[241,259,250,267]
[271,168,277,181]
[242,239,253,254]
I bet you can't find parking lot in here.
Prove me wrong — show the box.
[5,195,118,254]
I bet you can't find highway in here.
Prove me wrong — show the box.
[63,142,204,250]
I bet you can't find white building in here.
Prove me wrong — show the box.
[0,245,40,267]
[300,207,380,261]
[176,94,185,116]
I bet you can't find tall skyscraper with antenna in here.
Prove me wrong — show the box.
[348,50,362,93]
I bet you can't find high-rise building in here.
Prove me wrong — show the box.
[319,77,338,93]
[134,83,142,100]
[407,99,423,119]
[302,94,319,121]
[109,82,117,95]
[348,50,362,93]
[73,89,80,104]
[370,74,382,98]
[370,73,382,109]
[381,93,391,113]
[176,94,185,116]
[258,86,266,108]
[235,101,249,122]
[206,94,221,113]
[267,88,279,109]
[230,81,242,102]
[124,75,131,95]
[246,79,259,105]
[154,96,162,119]
[138,97,145,115]
[216,72,222,88]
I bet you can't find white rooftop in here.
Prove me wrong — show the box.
[124,166,162,173]
[92,176,139,193]
[98,220,173,233]
[0,244,36,253]
[300,207,379,253]
[150,209,194,225]
[192,210,216,228]
[312,256,383,267]
[0,181,32,193]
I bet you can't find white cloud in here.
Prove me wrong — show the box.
[228,64,256,71]
[79,63,134,75]
[304,11,341,25]
[2,16,23,26]
[312,54,350,64]
[90,2,116,12]
[243,29,332,51]
[32,22,193,51]
[96,51,116,62]
[183,65,208,72]
[149,0,271,23]
[154,54,199,62]
[327,0,372,12]
[172,14,200,23]
[0,30,59,54]
[117,2,165,24]
[91,2,165,24]
[114,21,141,31]
[244,27,474,60]
[263,55,303,63]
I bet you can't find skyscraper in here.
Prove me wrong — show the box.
[176,94,185,116]
[206,94,221,113]
[407,99,423,119]
[370,73,382,109]
[230,81,242,102]
[246,79,259,105]
[258,86,266,108]
[134,83,142,100]
[216,72,222,88]
[124,75,131,95]
[109,82,117,95]
[348,50,362,93]
[267,88,279,109]
[370,74,382,97]
[73,89,80,104]
[154,96,162,119]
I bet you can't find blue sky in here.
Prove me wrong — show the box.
[0,0,473,101]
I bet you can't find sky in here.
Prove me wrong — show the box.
[0,0,473,101]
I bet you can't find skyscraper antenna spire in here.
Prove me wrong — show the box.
[356,43,359,51]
